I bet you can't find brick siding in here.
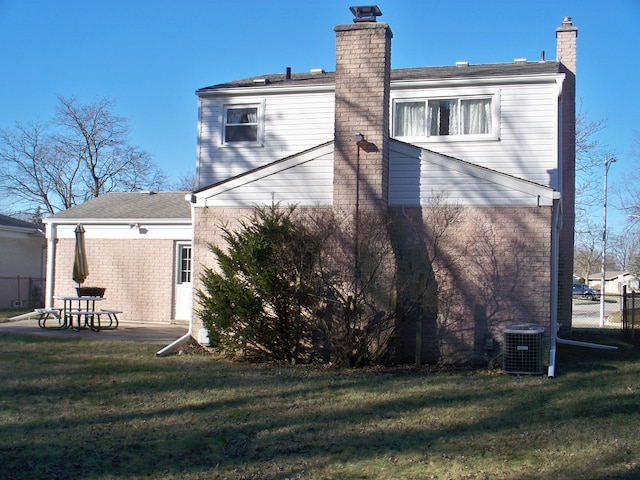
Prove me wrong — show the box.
[52,238,177,322]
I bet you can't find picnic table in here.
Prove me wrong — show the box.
[36,296,121,332]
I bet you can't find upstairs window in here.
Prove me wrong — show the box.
[394,96,495,139]
[223,105,259,143]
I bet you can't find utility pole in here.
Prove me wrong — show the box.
[600,155,615,327]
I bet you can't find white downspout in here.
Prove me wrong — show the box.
[548,198,561,377]
[548,198,618,378]
[156,196,196,356]
[44,221,56,309]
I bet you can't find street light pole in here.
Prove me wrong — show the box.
[600,155,615,327]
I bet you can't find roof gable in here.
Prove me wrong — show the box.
[192,142,334,208]
[192,140,558,209]
[389,140,559,207]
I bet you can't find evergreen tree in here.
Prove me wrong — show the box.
[197,205,320,363]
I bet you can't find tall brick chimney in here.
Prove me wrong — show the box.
[333,14,393,214]
[556,16,578,74]
[555,16,578,332]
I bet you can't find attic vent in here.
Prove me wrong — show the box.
[456,61,469,67]
[350,5,382,22]
[310,68,325,74]
[253,78,269,85]
[514,58,527,63]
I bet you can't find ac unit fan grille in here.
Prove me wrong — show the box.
[503,324,545,375]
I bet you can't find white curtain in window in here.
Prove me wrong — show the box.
[395,102,425,136]
[428,100,458,136]
[227,107,257,125]
[462,99,491,134]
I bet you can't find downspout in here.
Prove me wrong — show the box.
[156,196,196,356]
[548,198,617,379]
[44,221,56,309]
[548,198,561,377]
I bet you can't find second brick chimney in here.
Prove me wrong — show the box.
[556,16,578,74]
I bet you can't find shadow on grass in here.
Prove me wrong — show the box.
[1,333,639,479]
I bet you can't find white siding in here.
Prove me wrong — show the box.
[390,81,560,189]
[197,91,335,188]
[389,142,557,207]
[197,148,334,208]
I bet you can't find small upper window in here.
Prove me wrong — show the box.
[394,96,494,138]
[224,105,259,143]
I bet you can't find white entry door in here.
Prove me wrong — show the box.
[174,243,192,321]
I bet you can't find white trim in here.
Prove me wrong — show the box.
[197,84,335,97]
[391,73,565,90]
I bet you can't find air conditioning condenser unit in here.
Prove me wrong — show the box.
[503,323,545,375]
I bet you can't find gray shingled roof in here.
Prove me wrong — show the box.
[47,192,191,221]
[197,61,563,93]
[0,213,42,231]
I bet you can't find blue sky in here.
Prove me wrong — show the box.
[1,0,638,230]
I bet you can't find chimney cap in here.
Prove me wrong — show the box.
[350,5,382,22]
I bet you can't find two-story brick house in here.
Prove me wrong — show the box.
[189,9,577,367]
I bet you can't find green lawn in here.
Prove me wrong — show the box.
[0,332,638,479]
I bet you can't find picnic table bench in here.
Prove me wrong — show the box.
[68,309,122,332]
[36,308,65,329]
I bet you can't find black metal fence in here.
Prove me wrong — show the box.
[622,286,640,345]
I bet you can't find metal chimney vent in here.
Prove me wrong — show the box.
[350,5,382,22]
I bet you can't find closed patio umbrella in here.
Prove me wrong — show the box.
[73,224,89,285]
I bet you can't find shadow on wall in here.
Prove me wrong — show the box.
[389,203,551,366]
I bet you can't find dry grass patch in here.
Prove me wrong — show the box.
[0,332,639,479]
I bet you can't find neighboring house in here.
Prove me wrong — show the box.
[585,272,637,295]
[43,192,192,324]
[0,214,45,308]
[188,9,577,364]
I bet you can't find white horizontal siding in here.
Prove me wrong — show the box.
[197,92,335,189]
[201,152,334,208]
[389,143,557,207]
[390,82,559,189]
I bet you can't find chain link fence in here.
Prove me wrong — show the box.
[572,294,623,330]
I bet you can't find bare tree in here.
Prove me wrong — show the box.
[574,224,602,281]
[609,229,640,271]
[573,100,609,276]
[306,209,398,367]
[54,96,166,200]
[0,96,166,215]
[0,120,75,215]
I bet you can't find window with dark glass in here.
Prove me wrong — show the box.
[224,106,258,143]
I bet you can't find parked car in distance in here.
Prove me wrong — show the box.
[572,283,600,301]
